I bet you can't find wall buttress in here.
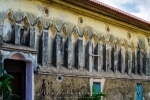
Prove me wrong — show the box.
[114,43,118,73]
[15,24,20,44]
[128,46,132,75]
[76,38,83,69]
[106,42,110,71]
[140,50,143,75]
[42,31,48,66]
[121,44,125,74]
[29,26,35,48]
[134,47,138,74]
[99,42,103,71]
[85,38,92,72]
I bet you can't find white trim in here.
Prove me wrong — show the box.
[89,78,105,96]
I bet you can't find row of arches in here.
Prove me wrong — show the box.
[2,12,148,75]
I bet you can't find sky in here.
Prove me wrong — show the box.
[97,0,150,22]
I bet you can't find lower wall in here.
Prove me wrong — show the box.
[103,79,150,100]
[34,74,150,100]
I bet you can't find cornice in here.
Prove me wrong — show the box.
[0,43,37,54]
[40,0,150,35]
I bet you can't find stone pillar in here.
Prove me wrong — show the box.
[76,38,83,69]
[15,24,20,44]
[96,41,101,72]
[140,49,143,75]
[42,31,48,66]
[29,26,35,48]
[55,33,63,68]
[114,43,118,73]
[85,38,92,72]
[67,35,72,69]
[146,54,150,75]
[128,46,132,75]
[99,42,103,71]
[121,44,125,74]
[106,42,110,71]
[134,47,138,74]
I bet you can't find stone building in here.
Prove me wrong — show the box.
[0,0,150,100]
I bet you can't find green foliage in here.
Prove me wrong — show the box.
[3,91,20,100]
[84,86,106,100]
[0,66,20,100]
[0,66,13,97]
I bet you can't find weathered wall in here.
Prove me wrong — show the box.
[34,75,150,100]
[103,79,150,100]
[34,75,90,100]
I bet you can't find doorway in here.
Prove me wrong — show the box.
[136,84,143,100]
[4,59,26,100]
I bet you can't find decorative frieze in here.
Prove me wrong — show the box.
[0,11,149,76]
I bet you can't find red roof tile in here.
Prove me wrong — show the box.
[90,0,150,24]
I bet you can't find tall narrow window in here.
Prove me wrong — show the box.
[143,52,146,75]
[125,51,128,73]
[111,47,114,71]
[103,44,106,71]
[64,39,68,68]
[137,50,140,74]
[75,40,78,69]
[118,49,121,72]
[132,51,135,73]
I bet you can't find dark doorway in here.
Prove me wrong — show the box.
[4,59,26,100]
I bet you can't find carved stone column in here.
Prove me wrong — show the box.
[146,54,150,75]
[76,38,83,69]
[128,46,132,75]
[139,49,143,75]
[113,43,118,73]
[121,43,125,74]
[55,33,63,68]
[96,41,101,72]
[83,32,89,69]
[15,24,20,44]
[106,42,110,71]
[48,23,57,66]
[67,35,72,69]
[134,47,138,74]
[99,41,103,71]
[85,38,92,72]
[29,26,35,47]
[42,31,48,66]
[68,28,79,69]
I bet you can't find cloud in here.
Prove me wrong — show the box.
[97,0,150,22]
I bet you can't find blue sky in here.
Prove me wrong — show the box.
[97,0,150,22]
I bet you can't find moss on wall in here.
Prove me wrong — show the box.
[103,79,150,100]
[34,74,90,100]
[34,75,150,100]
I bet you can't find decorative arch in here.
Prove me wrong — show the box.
[2,52,34,100]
